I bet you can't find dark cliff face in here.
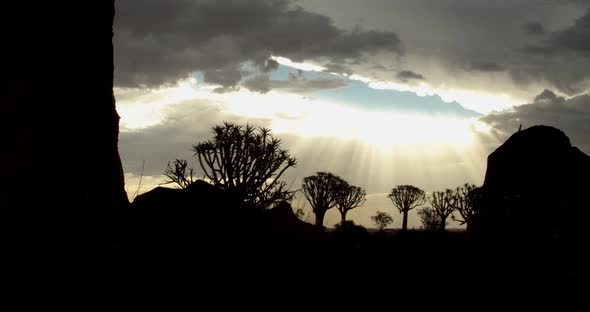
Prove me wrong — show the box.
[479,125,590,240]
[0,2,127,237]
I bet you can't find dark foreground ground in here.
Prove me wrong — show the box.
[2,225,588,306]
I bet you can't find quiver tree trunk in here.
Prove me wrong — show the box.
[401,209,409,231]
[315,210,326,229]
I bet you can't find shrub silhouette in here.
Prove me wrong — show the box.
[191,122,297,209]
[417,206,439,231]
[334,182,366,225]
[302,172,346,229]
[387,185,426,231]
[371,211,393,231]
[428,189,457,231]
[331,220,369,242]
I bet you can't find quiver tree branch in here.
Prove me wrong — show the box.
[335,183,367,224]
[191,122,296,209]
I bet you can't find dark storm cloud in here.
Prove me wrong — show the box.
[550,9,590,54]
[295,0,590,102]
[525,9,590,56]
[115,0,403,89]
[396,70,425,82]
[514,9,590,95]
[522,22,545,35]
[481,89,590,153]
[551,0,590,5]
[242,74,348,94]
[261,59,280,73]
[242,75,273,94]
[465,61,506,72]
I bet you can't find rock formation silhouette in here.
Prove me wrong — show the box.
[1,1,127,290]
[479,125,590,241]
[131,180,314,239]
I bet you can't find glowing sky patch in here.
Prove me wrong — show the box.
[116,61,497,148]
[271,56,327,72]
[271,56,519,114]
[116,78,201,130]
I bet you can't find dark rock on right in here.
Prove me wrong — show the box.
[477,125,590,242]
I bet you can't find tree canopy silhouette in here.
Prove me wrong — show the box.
[428,189,457,231]
[387,185,426,231]
[192,122,297,209]
[334,183,366,225]
[451,184,482,232]
[417,207,439,231]
[302,172,346,228]
[371,211,393,231]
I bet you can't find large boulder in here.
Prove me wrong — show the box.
[478,125,590,240]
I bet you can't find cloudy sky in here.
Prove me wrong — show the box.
[114,0,590,229]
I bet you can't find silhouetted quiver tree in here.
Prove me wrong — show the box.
[452,184,483,232]
[192,122,297,209]
[335,184,367,225]
[302,172,346,229]
[387,185,426,231]
[162,159,196,189]
[428,189,457,231]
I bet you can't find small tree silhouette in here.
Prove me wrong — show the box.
[452,184,482,232]
[332,220,368,241]
[162,159,196,189]
[192,122,297,209]
[428,189,457,231]
[334,183,366,225]
[371,211,393,231]
[302,172,346,229]
[387,185,426,231]
[417,207,439,231]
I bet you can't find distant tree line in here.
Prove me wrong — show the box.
[162,122,482,231]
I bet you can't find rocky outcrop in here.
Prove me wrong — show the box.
[131,180,245,238]
[268,201,316,237]
[131,180,314,239]
[478,125,590,240]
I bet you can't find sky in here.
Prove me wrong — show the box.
[114,0,590,229]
